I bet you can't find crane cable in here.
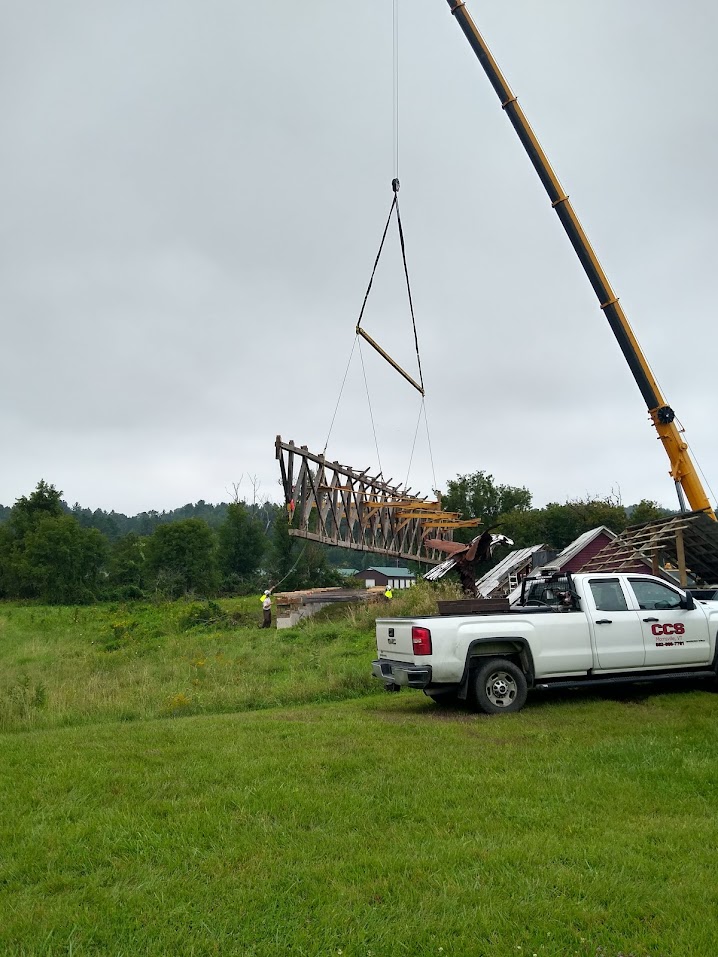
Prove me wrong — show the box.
[269,543,308,593]
[355,179,424,395]
[393,0,399,179]
[356,0,422,395]
[404,397,438,495]
[358,337,383,479]
[325,0,437,497]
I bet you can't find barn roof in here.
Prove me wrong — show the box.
[543,525,616,571]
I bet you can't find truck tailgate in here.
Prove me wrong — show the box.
[376,618,417,661]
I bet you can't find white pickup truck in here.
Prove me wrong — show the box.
[371,572,718,713]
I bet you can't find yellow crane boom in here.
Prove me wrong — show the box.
[445,0,715,520]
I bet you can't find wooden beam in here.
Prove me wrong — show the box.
[675,526,688,587]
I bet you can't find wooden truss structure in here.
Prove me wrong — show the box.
[579,511,718,585]
[276,437,481,564]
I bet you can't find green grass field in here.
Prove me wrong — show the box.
[1,593,717,956]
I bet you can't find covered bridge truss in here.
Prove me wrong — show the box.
[276,437,480,564]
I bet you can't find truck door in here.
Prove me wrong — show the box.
[627,578,712,667]
[587,578,645,670]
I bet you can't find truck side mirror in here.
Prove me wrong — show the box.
[680,592,695,610]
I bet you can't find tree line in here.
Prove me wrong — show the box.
[0,481,343,604]
[440,471,672,549]
[0,476,672,604]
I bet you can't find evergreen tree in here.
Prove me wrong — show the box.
[10,479,64,536]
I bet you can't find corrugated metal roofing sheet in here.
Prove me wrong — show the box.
[475,545,546,596]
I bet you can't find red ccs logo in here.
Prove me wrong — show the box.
[651,622,685,637]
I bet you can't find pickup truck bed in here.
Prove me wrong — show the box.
[372,573,718,714]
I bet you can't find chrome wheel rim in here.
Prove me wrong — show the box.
[484,670,517,708]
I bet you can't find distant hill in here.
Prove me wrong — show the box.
[0,498,230,542]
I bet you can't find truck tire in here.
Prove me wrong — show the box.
[473,658,528,714]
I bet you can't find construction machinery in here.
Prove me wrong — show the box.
[445,0,715,520]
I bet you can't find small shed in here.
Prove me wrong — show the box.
[353,566,416,590]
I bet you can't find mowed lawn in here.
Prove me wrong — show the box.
[1,600,717,956]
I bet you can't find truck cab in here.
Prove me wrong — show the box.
[372,573,718,713]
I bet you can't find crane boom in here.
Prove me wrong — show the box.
[446,0,715,520]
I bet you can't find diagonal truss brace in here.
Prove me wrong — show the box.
[275,436,459,564]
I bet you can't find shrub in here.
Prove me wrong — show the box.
[179,600,225,630]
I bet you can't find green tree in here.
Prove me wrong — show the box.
[71,504,121,542]
[0,522,15,597]
[108,532,147,595]
[442,471,532,543]
[145,519,218,597]
[218,502,266,584]
[20,516,108,603]
[628,499,671,525]
[268,511,341,591]
[502,496,629,551]
[270,509,296,587]
[0,481,109,602]
[292,543,343,590]
[499,508,546,549]
[10,479,64,537]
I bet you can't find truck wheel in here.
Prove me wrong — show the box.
[473,658,528,714]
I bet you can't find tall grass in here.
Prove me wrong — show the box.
[1,590,717,955]
[0,583,462,734]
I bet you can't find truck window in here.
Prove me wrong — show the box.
[628,579,682,611]
[589,579,628,612]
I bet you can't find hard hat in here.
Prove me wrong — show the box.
[264,589,271,595]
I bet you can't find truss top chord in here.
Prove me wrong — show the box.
[275,437,456,564]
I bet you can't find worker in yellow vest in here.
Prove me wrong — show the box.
[260,589,272,628]
[384,585,393,601]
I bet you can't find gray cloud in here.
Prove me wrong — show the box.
[2,0,716,516]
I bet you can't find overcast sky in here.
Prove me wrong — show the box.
[2,0,717,517]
